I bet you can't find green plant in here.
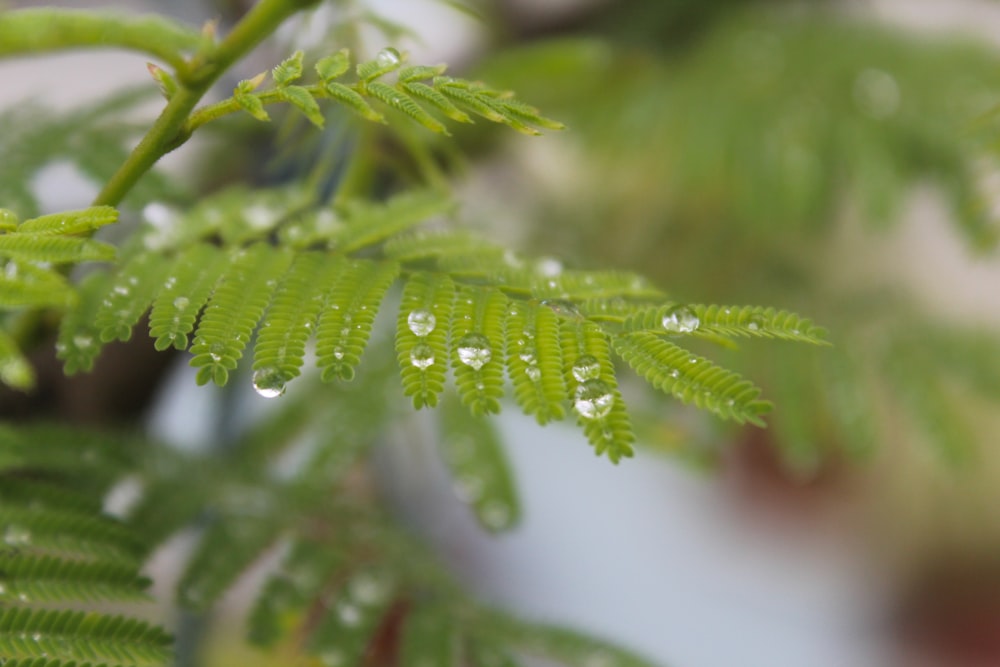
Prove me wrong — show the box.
[0,2,828,666]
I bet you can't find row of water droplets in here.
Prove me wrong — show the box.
[406,308,495,372]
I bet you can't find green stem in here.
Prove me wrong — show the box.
[93,0,320,208]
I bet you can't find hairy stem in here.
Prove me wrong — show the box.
[93,0,320,208]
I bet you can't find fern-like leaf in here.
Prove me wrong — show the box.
[56,271,113,374]
[16,206,118,236]
[449,286,507,416]
[439,395,520,532]
[94,252,170,343]
[0,234,115,264]
[505,302,567,424]
[0,262,75,309]
[0,555,150,605]
[148,244,229,351]
[614,331,772,425]
[396,272,455,408]
[0,609,172,666]
[561,320,635,462]
[189,244,294,386]
[332,189,454,253]
[315,259,400,382]
[623,303,829,343]
[366,81,450,134]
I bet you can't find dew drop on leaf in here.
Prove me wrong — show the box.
[571,354,601,382]
[375,47,401,68]
[409,342,435,369]
[72,334,92,349]
[661,306,699,333]
[252,368,286,398]
[457,333,492,370]
[337,601,362,626]
[4,524,31,547]
[540,299,581,319]
[407,309,436,336]
[525,366,541,381]
[573,379,613,420]
[173,296,189,310]
[333,346,345,360]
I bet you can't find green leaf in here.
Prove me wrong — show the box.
[614,331,772,425]
[449,286,507,416]
[315,49,351,81]
[397,272,455,409]
[16,206,118,236]
[0,235,115,264]
[322,81,386,123]
[94,252,171,343]
[366,81,450,134]
[505,302,567,424]
[148,244,229,351]
[315,259,399,382]
[439,395,521,533]
[272,50,304,86]
[280,85,325,128]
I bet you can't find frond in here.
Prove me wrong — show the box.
[505,302,567,424]
[16,206,118,236]
[314,259,400,382]
[365,81,450,134]
[147,244,229,351]
[333,189,455,253]
[622,303,829,344]
[614,331,772,426]
[0,505,142,566]
[189,244,294,387]
[0,554,150,605]
[56,272,113,374]
[252,252,335,388]
[561,320,634,462]
[396,272,455,409]
[439,394,520,532]
[0,234,115,265]
[449,286,507,416]
[0,329,33,390]
[0,609,172,666]
[383,230,505,266]
[94,252,170,343]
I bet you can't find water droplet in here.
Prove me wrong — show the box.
[209,342,226,362]
[375,47,401,68]
[173,296,189,310]
[661,306,699,334]
[518,344,537,365]
[17,592,29,602]
[525,366,541,381]
[0,583,6,595]
[337,602,362,626]
[454,475,484,502]
[333,346,344,360]
[571,354,601,382]
[407,309,435,336]
[113,285,130,296]
[482,501,511,529]
[536,257,563,277]
[540,299,581,319]
[164,276,177,289]
[574,379,613,420]
[244,204,276,230]
[72,334,92,349]
[4,524,30,547]
[747,318,762,331]
[319,650,344,667]
[409,343,435,369]
[457,333,492,370]
[688,357,698,364]
[853,68,900,119]
[252,368,286,398]
[669,369,680,379]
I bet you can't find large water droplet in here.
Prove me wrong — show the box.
[457,333,492,370]
[536,257,563,277]
[661,306,699,334]
[407,309,436,336]
[574,379,613,420]
[375,47,401,68]
[252,369,286,398]
[518,345,537,365]
[409,343,435,369]
[571,355,601,382]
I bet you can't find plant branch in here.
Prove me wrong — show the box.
[92,0,321,208]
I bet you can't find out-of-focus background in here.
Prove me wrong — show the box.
[6,1,1000,666]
